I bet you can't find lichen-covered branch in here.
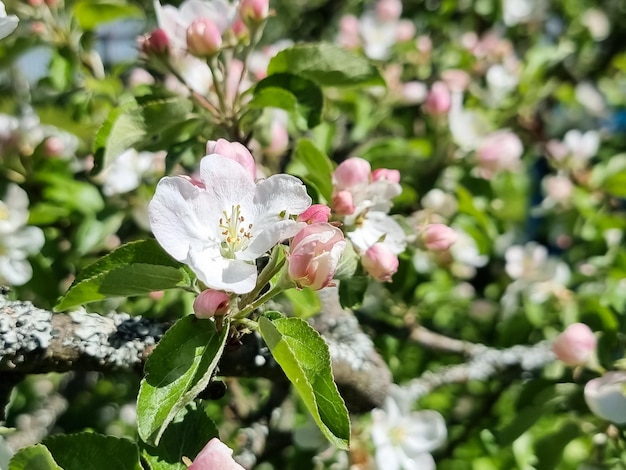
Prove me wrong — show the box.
[405,340,555,400]
[0,294,392,413]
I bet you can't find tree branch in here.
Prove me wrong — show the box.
[0,293,392,414]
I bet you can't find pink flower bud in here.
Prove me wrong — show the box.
[476,130,523,178]
[141,28,170,57]
[423,81,451,115]
[372,168,401,184]
[239,0,270,24]
[206,139,256,181]
[193,289,230,318]
[396,20,415,42]
[441,69,471,92]
[362,243,399,282]
[298,204,331,224]
[231,17,249,39]
[584,372,626,425]
[186,18,222,57]
[552,323,596,366]
[422,224,457,251]
[332,190,355,216]
[288,223,346,290]
[188,438,244,469]
[333,157,371,190]
[43,137,64,157]
[338,14,360,49]
[375,0,402,21]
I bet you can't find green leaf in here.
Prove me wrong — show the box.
[338,277,369,309]
[44,433,142,470]
[8,444,62,470]
[258,316,350,449]
[287,138,335,202]
[142,405,219,470]
[604,170,626,197]
[55,239,191,311]
[73,0,144,30]
[93,102,146,174]
[137,316,229,446]
[267,43,384,87]
[250,73,323,129]
[37,174,105,215]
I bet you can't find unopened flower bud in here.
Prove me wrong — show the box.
[375,0,402,21]
[552,323,596,366]
[298,204,331,224]
[372,168,401,184]
[333,157,371,190]
[288,223,346,290]
[231,17,249,40]
[423,81,451,115]
[141,28,170,57]
[186,18,222,57]
[193,289,230,318]
[422,224,457,251]
[332,190,355,216]
[362,243,399,282]
[188,438,245,469]
[584,372,626,425]
[239,0,269,24]
[43,136,64,157]
[206,139,256,180]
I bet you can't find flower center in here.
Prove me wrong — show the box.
[388,425,406,446]
[0,202,8,222]
[219,204,253,258]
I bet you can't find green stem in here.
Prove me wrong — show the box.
[234,283,284,320]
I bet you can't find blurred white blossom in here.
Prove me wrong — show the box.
[0,184,44,286]
[99,149,166,196]
[0,1,18,40]
[371,385,446,470]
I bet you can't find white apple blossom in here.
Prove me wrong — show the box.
[371,385,447,470]
[501,242,571,314]
[0,184,45,286]
[348,211,406,255]
[0,1,18,41]
[149,154,311,294]
[99,149,166,196]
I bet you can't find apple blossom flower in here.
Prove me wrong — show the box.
[337,14,360,49]
[193,289,231,318]
[501,242,570,314]
[186,18,222,57]
[421,224,457,251]
[297,204,331,224]
[542,174,574,208]
[206,139,257,181]
[0,184,45,286]
[475,129,523,179]
[288,223,346,290]
[584,372,626,425]
[99,149,166,197]
[348,211,406,256]
[0,1,18,40]
[371,385,447,470]
[149,153,311,294]
[358,11,398,60]
[362,243,399,282]
[552,323,596,366]
[187,437,244,469]
[423,81,451,115]
[332,190,355,216]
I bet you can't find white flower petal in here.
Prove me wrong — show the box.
[190,251,257,294]
[149,176,220,261]
[401,410,447,455]
[0,256,32,286]
[374,442,402,470]
[252,174,312,224]
[200,155,256,205]
[348,212,406,254]
[242,219,304,260]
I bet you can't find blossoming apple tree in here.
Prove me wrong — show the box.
[1,0,626,468]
